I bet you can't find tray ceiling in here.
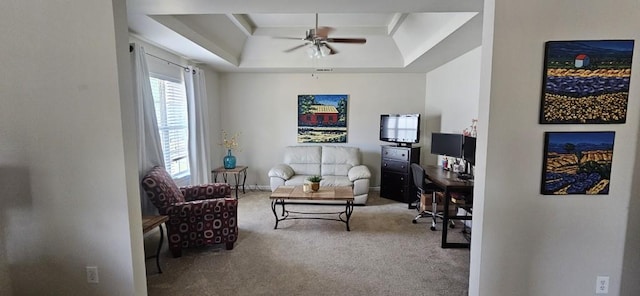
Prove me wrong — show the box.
[127,0,483,73]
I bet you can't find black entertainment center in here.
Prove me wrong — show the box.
[379,114,421,206]
[380,145,420,206]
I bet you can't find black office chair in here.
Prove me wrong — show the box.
[410,163,453,231]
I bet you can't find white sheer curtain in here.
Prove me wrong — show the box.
[131,43,165,215]
[185,66,212,184]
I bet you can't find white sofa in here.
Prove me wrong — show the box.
[268,146,372,205]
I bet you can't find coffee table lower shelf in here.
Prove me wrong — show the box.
[269,186,355,231]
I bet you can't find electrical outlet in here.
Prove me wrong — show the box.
[596,275,609,294]
[86,266,99,284]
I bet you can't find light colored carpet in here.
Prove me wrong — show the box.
[146,190,470,296]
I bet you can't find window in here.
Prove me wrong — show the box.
[149,75,190,179]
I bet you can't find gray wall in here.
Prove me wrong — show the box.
[469,0,640,295]
[0,1,144,295]
[425,46,482,166]
[217,73,428,187]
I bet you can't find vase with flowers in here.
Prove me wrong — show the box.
[221,130,241,169]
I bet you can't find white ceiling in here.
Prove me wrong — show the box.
[127,0,484,73]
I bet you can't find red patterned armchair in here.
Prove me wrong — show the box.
[141,166,238,258]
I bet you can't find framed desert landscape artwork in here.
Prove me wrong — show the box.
[541,131,615,195]
[539,40,634,124]
[297,94,348,143]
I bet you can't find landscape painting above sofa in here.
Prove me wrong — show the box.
[298,94,348,143]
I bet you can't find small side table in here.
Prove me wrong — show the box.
[142,215,169,273]
[212,165,248,199]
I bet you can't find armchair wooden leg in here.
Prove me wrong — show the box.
[225,242,235,250]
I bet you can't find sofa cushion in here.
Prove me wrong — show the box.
[283,175,353,190]
[321,146,360,176]
[284,146,321,176]
[283,175,311,186]
[320,175,353,187]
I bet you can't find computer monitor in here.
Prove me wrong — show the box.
[430,133,463,158]
[463,136,476,166]
[462,136,477,177]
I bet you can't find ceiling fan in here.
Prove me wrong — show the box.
[276,13,367,57]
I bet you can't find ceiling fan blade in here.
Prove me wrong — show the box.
[326,38,367,44]
[323,43,338,55]
[273,36,304,40]
[278,14,364,56]
[316,26,335,39]
[283,43,308,53]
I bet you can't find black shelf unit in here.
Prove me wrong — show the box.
[380,145,421,207]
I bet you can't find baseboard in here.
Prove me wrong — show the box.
[255,185,271,191]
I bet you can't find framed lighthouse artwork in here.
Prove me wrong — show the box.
[297,94,348,143]
[539,40,634,124]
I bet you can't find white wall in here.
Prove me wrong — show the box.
[114,1,148,295]
[204,68,223,173]
[0,1,140,295]
[470,0,640,295]
[217,73,426,187]
[622,129,640,293]
[425,46,482,165]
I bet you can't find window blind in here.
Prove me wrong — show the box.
[149,76,190,178]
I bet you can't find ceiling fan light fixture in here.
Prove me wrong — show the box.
[319,44,330,57]
[306,45,316,58]
[307,43,330,59]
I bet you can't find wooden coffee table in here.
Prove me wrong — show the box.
[270,186,354,231]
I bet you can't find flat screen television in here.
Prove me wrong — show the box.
[430,133,463,158]
[379,114,420,145]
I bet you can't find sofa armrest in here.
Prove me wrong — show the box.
[268,164,295,180]
[180,183,232,201]
[165,198,238,215]
[348,165,371,181]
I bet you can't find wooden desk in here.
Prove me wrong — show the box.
[212,166,248,199]
[424,165,474,248]
[142,215,169,273]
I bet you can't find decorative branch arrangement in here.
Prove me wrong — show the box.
[220,130,241,151]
